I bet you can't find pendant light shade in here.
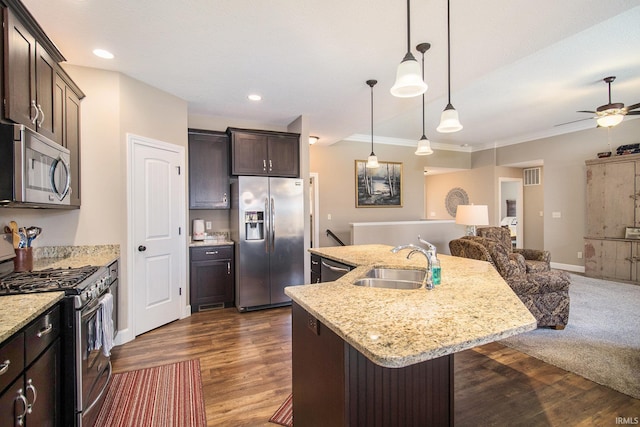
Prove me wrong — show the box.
[437,0,463,133]
[366,80,380,169]
[415,42,434,156]
[390,0,427,98]
[437,103,463,133]
[415,135,433,155]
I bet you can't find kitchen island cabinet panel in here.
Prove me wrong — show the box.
[292,302,453,427]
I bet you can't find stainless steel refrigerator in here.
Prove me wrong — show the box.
[230,176,305,311]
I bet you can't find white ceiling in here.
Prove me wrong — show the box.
[23,0,640,150]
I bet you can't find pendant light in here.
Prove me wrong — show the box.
[437,0,463,133]
[366,80,380,169]
[390,0,428,98]
[415,42,434,156]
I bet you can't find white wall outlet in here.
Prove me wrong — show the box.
[327,214,332,220]
[205,221,212,230]
[431,211,436,217]
[539,211,544,217]
[577,251,583,259]
[552,211,562,218]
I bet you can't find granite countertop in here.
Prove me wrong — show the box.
[0,292,64,343]
[286,244,537,368]
[189,240,235,247]
[32,244,120,270]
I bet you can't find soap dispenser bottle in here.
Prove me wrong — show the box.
[431,257,441,285]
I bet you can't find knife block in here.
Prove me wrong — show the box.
[14,247,33,272]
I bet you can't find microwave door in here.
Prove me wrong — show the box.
[50,156,71,201]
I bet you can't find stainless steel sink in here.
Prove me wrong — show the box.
[353,277,422,289]
[364,268,426,282]
[353,268,426,289]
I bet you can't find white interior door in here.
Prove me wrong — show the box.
[131,136,184,336]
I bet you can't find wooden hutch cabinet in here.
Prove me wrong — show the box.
[584,153,640,283]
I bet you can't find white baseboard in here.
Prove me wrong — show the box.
[114,328,134,346]
[551,262,585,273]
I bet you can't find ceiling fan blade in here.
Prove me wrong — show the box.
[577,110,596,114]
[626,102,640,111]
[554,117,593,127]
[627,111,640,115]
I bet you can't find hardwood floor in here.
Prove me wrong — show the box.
[111,307,640,427]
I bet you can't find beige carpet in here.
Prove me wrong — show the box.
[95,359,206,427]
[501,273,640,399]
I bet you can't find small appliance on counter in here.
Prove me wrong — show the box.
[193,219,205,241]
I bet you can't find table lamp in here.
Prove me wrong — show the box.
[455,204,489,236]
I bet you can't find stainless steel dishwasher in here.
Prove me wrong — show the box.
[320,258,353,282]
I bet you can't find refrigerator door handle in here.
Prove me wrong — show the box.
[264,197,270,254]
[271,197,276,251]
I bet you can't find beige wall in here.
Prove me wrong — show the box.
[310,141,439,247]
[523,166,544,250]
[0,65,189,335]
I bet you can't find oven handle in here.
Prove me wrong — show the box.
[81,300,102,321]
[83,361,112,417]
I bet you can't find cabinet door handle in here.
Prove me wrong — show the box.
[36,323,53,338]
[0,359,9,375]
[321,261,350,273]
[263,159,267,171]
[37,104,45,127]
[16,388,28,426]
[205,251,218,255]
[269,159,273,172]
[30,100,39,124]
[223,193,228,204]
[227,261,231,275]
[311,260,319,265]
[26,379,37,414]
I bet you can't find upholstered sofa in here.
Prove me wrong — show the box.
[476,226,551,273]
[449,236,570,329]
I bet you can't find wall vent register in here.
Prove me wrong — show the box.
[523,167,541,186]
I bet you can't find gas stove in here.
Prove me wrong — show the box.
[0,264,111,308]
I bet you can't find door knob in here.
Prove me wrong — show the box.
[138,245,147,252]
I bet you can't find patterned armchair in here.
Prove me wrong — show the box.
[476,226,551,273]
[449,236,570,329]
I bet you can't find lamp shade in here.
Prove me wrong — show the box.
[455,205,488,226]
[390,54,428,98]
[437,104,463,133]
[415,135,433,155]
[596,113,624,128]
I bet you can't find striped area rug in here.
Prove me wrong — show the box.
[95,359,206,427]
[269,394,293,427]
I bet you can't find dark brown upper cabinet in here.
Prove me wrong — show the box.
[3,7,61,143]
[188,129,230,209]
[227,128,300,177]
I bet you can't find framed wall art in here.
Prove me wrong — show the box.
[355,160,402,208]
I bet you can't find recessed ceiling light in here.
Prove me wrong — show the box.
[93,49,114,59]
[248,94,262,101]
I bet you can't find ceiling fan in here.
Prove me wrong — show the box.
[577,76,640,127]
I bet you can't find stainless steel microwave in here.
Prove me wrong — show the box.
[0,124,71,207]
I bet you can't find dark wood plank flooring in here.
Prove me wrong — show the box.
[110,306,639,426]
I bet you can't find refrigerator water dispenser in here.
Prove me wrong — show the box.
[244,211,264,240]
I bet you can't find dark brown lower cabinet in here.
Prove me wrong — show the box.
[292,302,453,427]
[190,245,234,312]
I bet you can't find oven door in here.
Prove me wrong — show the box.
[78,297,112,426]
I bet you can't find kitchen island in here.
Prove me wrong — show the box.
[285,244,536,426]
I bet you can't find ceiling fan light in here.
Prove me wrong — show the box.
[596,113,624,128]
[415,135,434,155]
[366,153,380,169]
[437,104,463,133]
[390,54,428,98]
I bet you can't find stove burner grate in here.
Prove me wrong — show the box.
[0,266,99,294]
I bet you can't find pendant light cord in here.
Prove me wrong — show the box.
[371,83,374,154]
[446,0,451,104]
[406,0,411,52]
[421,51,425,136]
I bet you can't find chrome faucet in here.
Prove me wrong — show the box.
[391,244,434,289]
[418,235,437,259]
